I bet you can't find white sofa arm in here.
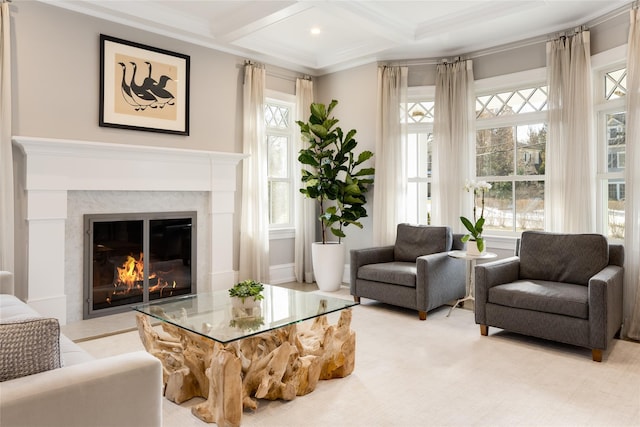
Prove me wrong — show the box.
[0,351,163,427]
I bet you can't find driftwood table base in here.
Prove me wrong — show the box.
[136,309,355,427]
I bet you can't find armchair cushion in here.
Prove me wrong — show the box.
[394,224,452,262]
[489,280,588,319]
[519,231,609,285]
[357,262,417,288]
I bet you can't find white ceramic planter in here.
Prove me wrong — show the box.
[311,242,345,292]
[466,240,484,256]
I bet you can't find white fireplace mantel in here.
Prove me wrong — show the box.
[13,136,246,324]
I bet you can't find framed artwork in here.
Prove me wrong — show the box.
[99,34,190,135]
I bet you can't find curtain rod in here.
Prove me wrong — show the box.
[240,61,311,82]
[552,24,588,41]
[585,2,634,27]
[267,70,312,82]
[385,2,633,66]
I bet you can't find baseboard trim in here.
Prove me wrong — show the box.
[267,263,350,286]
[269,263,296,284]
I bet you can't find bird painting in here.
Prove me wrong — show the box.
[143,62,175,108]
[117,61,175,112]
[118,62,139,109]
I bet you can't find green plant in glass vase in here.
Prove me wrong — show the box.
[460,180,492,253]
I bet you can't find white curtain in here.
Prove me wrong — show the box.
[372,66,408,245]
[294,77,315,283]
[0,0,14,294]
[432,60,475,231]
[624,6,640,340]
[546,30,595,233]
[238,63,269,281]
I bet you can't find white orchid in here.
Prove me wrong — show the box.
[460,179,492,252]
[465,179,492,194]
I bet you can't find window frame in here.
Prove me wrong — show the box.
[264,90,296,239]
[405,86,435,225]
[404,51,629,241]
[474,68,548,237]
[593,61,627,242]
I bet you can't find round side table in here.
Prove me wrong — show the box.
[446,250,497,317]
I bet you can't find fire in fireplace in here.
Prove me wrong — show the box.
[84,212,196,318]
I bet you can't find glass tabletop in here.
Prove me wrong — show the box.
[132,284,358,343]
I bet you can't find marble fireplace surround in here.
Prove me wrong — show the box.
[13,136,245,324]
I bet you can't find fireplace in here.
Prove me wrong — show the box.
[13,136,246,324]
[84,212,196,318]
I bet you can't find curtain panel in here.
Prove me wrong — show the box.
[624,6,640,340]
[0,0,14,294]
[373,65,408,245]
[546,30,595,233]
[238,63,269,282]
[294,77,315,283]
[432,60,475,232]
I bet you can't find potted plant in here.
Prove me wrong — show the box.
[460,179,492,255]
[297,100,375,291]
[228,280,264,309]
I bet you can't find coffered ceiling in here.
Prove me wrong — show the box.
[44,0,630,75]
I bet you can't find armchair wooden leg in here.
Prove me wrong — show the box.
[353,296,361,303]
[480,325,488,336]
[418,311,427,321]
[592,349,603,362]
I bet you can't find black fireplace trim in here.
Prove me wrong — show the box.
[83,211,197,319]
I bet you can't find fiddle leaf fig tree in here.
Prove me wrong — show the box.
[297,100,375,244]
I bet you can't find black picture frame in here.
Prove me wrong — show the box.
[99,34,190,135]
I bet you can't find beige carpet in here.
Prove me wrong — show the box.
[78,292,640,427]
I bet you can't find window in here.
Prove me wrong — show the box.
[596,66,626,241]
[264,96,295,230]
[475,85,548,233]
[604,67,627,100]
[405,99,434,224]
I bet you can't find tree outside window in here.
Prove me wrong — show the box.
[476,85,548,233]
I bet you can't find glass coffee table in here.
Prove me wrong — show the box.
[133,285,358,426]
[133,284,358,343]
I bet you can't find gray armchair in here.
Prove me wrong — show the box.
[350,224,466,320]
[475,231,624,362]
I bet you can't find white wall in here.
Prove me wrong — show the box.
[11,1,242,152]
[315,63,379,269]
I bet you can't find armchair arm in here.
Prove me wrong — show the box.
[588,265,624,350]
[0,351,163,427]
[415,252,466,312]
[350,246,395,295]
[474,256,520,325]
[452,233,466,251]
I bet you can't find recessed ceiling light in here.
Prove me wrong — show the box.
[310,27,321,35]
